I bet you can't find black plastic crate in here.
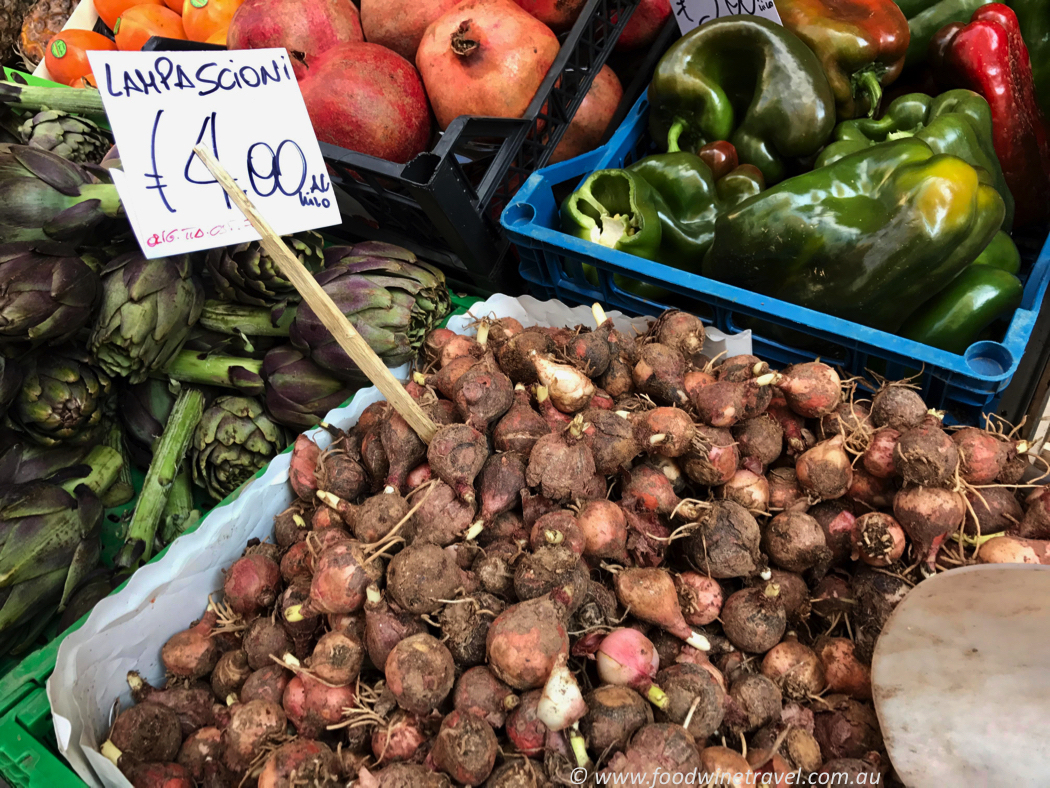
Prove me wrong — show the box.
[320,0,640,293]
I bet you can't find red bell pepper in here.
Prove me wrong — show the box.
[931,4,1050,227]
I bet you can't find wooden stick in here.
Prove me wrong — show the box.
[192,144,438,444]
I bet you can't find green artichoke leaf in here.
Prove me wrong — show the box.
[329,277,395,314]
[0,484,101,588]
[0,483,76,518]
[60,537,101,609]
[0,567,66,632]
[9,145,86,196]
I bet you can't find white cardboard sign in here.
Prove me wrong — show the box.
[86,48,341,258]
[673,0,782,34]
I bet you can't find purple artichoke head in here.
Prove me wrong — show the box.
[289,243,451,381]
[205,231,324,308]
[0,144,123,245]
[5,348,113,447]
[262,344,358,430]
[191,395,289,501]
[89,251,204,384]
[0,242,101,347]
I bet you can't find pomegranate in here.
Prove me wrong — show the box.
[549,66,624,164]
[359,0,461,61]
[513,0,587,31]
[615,0,671,51]
[416,0,561,130]
[227,0,363,80]
[299,43,432,163]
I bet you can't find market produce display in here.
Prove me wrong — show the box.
[565,5,1049,355]
[94,307,1046,786]
[0,0,1047,779]
[0,71,456,653]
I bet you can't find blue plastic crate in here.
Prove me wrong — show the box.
[501,93,1050,418]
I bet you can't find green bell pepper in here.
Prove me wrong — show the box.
[902,0,995,67]
[562,152,765,300]
[626,151,721,266]
[702,138,1006,334]
[973,230,1022,274]
[816,90,1014,229]
[560,169,663,262]
[1009,0,1050,118]
[647,15,836,185]
[899,265,1023,353]
[562,152,766,270]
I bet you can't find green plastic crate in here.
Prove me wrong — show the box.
[2,67,62,87]
[0,689,72,788]
[444,293,484,326]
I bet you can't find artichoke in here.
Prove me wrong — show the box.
[205,231,324,307]
[89,251,205,384]
[0,482,101,594]
[18,110,113,164]
[0,242,101,346]
[262,344,358,430]
[6,349,113,446]
[0,144,123,245]
[120,378,177,467]
[191,395,288,501]
[57,569,117,634]
[0,444,121,633]
[0,355,21,417]
[289,243,451,380]
[0,437,93,485]
[0,567,76,638]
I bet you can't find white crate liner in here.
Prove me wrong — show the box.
[48,294,751,788]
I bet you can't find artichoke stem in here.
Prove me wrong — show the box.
[0,82,107,119]
[158,465,198,548]
[59,445,122,498]
[199,300,296,337]
[163,350,264,395]
[116,388,205,569]
[100,424,135,508]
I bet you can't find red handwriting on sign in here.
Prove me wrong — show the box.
[145,218,254,248]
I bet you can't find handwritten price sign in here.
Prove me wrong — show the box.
[87,49,340,258]
[673,0,781,33]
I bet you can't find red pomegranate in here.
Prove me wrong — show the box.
[513,0,587,32]
[416,0,561,130]
[550,65,623,163]
[360,0,462,61]
[299,43,432,163]
[227,0,363,80]
[615,0,671,51]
